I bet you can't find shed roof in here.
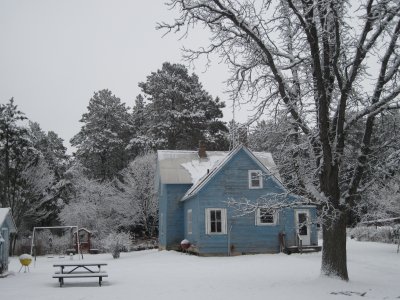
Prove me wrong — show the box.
[0,208,17,233]
[157,145,282,188]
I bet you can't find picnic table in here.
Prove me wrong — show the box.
[53,261,108,287]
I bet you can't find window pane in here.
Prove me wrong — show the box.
[298,213,307,223]
[261,214,273,223]
[211,222,216,232]
[299,224,308,235]
[298,213,308,235]
[216,221,221,232]
[250,171,261,188]
[211,210,215,221]
[208,209,223,233]
[259,209,274,224]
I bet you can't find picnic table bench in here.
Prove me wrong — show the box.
[53,262,108,287]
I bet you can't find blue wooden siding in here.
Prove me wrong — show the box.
[309,207,318,245]
[1,213,15,273]
[182,148,293,254]
[183,198,198,242]
[158,182,167,249]
[159,147,318,255]
[159,184,191,250]
[1,228,9,272]
[187,149,318,255]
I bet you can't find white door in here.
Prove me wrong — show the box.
[295,210,311,246]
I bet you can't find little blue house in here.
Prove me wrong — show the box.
[0,208,17,274]
[157,144,320,256]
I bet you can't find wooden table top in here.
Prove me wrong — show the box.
[53,262,108,267]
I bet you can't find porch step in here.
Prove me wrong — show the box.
[284,245,322,254]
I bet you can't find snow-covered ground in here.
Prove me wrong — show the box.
[1,239,399,300]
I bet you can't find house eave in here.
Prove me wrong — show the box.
[0,208,17,233]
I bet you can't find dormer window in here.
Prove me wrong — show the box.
[249,170,263,189]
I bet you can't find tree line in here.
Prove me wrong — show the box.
[0,62,229,252]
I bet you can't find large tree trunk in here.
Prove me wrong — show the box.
[321,213,348,280]
[320,165,349,280]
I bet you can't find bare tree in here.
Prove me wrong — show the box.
[159,0,400,280]
[116,153,158,238]
[59,164,123,238]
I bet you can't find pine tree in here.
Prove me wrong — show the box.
[71,89,133,181]
[130,62,228,151]
[26,122,70,226]
[0,99,62,234]
[29,122,68,180]
[0,98,30,214]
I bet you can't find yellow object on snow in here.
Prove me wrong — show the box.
[19,254,32,272]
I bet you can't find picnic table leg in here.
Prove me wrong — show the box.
[99,276,102,287]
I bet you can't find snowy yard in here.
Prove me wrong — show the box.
[1,239,399,300]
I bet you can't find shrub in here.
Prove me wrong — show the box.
[101,231,132,259]
[349,226,399,243]
[34,230,72,255]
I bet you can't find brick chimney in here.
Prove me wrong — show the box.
[198,140,207,159]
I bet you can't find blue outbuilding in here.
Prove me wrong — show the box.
[157,144,320,256]
[0,208,17,274]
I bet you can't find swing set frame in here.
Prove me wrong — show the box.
[30,226,83,262]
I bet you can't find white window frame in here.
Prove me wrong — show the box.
[256,208,277,226]
[205,208,227,235]
[187,209,193,235]
[249,170,263,189]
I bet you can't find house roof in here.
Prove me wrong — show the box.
[0,207,17,233]
[157,145,283,201]
[157,150,227,185]
[183,145,284,200]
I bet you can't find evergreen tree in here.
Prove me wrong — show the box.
[0,98,30,215]
[26,122,70,226]
[71,89,133,181]
[0,99,63,234]
[29,122,69,180]
[130,62,228,151]
[128,94,150,155]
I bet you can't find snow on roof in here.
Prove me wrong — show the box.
[182,147,239,200]
[0,208,10,226]
[180,153,227,184]
[157,146,282,193]
[0,207,17,232]
[157,150,228,184]
[251,151,282,182]
[181,145,284,201]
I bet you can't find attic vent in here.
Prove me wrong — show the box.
[198,140,207,159]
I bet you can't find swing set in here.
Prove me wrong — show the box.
[30,226,83,263]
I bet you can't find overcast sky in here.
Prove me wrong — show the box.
[0,0,250,153]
